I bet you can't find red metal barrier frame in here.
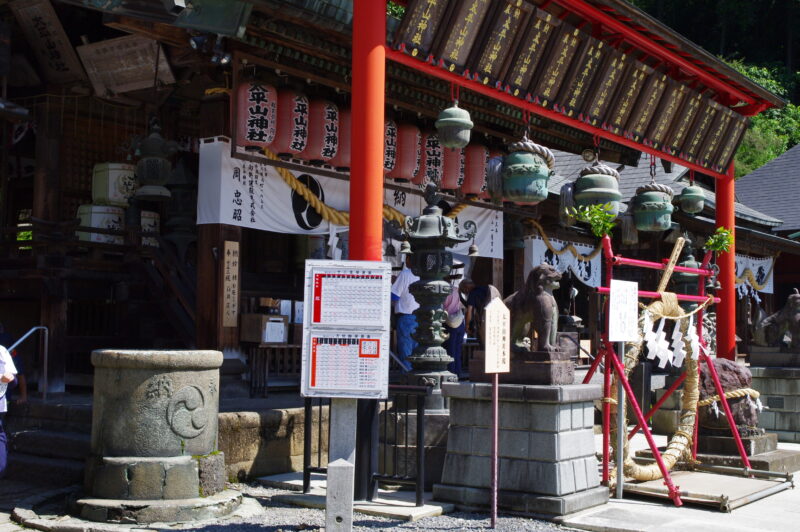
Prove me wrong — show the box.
[581,236,752,507]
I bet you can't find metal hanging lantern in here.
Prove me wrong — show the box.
[631,182,674,231]
[501,135,554,205]
[678,184,705,214]
[134,117,178,202]
[573,162,622,217]
[435,100,473,149]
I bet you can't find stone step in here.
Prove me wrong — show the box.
[10,430,91,461]
[4,453,84,487]
[4,401,92,434]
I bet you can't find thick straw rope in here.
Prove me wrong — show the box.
[697,388,760,407]
[609,238,701,485]
[527,220,603,261]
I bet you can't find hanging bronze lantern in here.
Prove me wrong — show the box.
[632,182,674,231]
[501,135,554,205]
[573,162,622,217]
[435,101,473,149]
[678,184,705,214]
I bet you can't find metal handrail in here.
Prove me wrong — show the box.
[8,326,49,403]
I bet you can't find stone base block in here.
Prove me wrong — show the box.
[698,433,777,456]
[198,452,226,496]
[91,456,199,500]
[651,409,680,435]
[75,489,242,524]
[470,350,574,385]
[749,350,800,367]
[636,447,800,473]
[433,483,608,517]
[654,388,683,410]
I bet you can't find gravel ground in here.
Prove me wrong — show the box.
[197,483,574,532]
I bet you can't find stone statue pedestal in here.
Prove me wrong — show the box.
[749,346,800,367]
[78,350,241,524]
[434,382,607,517]
[470,349,574,385]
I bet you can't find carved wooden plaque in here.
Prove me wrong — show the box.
[644,81,688,150]
[503,7,559,98]
[436,0,492,74]
[582,50,628,127]
[698,105,734,169]
[223,240,240,328]
[664,89,703,156]
[529,23,584,108]
[10,0,85,84]
[472,0,531,86]
[555,36,606,119]
[681,100,718,163]
[77,35,175,96]
[714,114,748,172]
[394,0,451,59]
[604,61,651,136]
[626,71,668,142]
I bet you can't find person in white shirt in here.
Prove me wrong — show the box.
[391,265,420,364]
[0,345,17,477]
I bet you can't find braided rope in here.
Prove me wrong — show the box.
[447,202,469,218]
[508,136,555,169]
[697,387,760,407]
[204,87,232,96]
[527,219,603,261]
[580,162,620,180]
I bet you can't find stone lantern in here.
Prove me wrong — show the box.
[404,183,476,409]
[134,117,178,202]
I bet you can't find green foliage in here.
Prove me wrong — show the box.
[727,60,800,176]
[387,1,405,18]
[703,227,734,253]
[567,204,617,238]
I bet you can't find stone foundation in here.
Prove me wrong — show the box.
[751,367,800,442]
[470,349,575,385]
[434,382,607,517]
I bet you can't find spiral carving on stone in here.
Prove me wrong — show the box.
[166,386,208,439]
[507,136,555,169]
[580,162,620,180]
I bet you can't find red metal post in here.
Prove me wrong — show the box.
[603,339,683,506]
[715,165,736,360]
[350,0,386,261]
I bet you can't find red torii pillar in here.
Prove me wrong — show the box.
[715,164,737,360]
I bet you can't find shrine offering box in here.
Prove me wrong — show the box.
[263,315,289,344]
[92,162,136,207]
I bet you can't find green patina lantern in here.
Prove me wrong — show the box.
[435,100,473,149]
[678,184,705,214]
[501,135,555,205]
[632,182,674,231]
[573,162,622,217]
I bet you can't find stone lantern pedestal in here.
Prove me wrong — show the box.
[77,350,241,524]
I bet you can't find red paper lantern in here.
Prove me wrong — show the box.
[412,132,442,186]
[387,124,421,182]
[464,144,489,196]
[236,82,277,149]
[271,90,309,155]
[298,100,339,162]
[441,146,465,192]
[384,119,397,173]
[329,108,351,170]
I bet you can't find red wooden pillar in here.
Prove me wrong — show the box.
[715,165,736,360]
[349,0,385,261]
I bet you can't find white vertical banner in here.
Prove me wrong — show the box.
[609,279,640,342]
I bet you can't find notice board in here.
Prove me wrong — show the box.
[301,260,391,399]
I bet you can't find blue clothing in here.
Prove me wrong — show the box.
[445,320,466,376]
[0,414,6,478]
[396,313,418,362]
[466,286,489,310]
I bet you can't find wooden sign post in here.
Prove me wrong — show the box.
[483,298,510,528]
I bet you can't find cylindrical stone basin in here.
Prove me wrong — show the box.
[91,349,223,458]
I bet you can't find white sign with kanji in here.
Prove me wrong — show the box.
[484,298,510,374]
[609,279,639,341]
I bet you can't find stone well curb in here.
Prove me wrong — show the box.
[12,486,246,532]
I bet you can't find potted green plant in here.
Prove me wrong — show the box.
[703,227,733,254]
[567,203,617,238]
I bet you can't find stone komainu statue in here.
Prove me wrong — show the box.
[756,288,800,352]
[504,263,561,352]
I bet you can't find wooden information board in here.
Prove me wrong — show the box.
[223,241,240,328]
[484,298,510,374]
